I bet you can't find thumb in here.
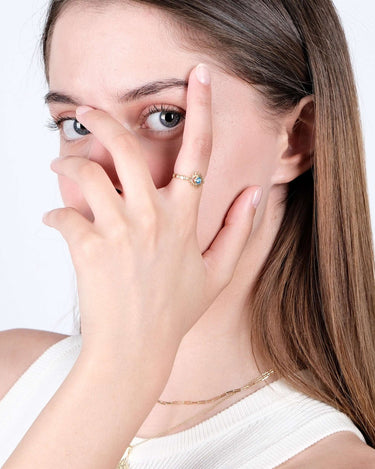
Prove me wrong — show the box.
[203,186,262,293]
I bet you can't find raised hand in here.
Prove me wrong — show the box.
[43,64,262,355]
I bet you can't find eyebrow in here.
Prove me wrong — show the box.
[44,78,188,105]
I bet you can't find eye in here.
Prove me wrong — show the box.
[61,119,91,141]
[142,105,185,132]
[47,117,91,142]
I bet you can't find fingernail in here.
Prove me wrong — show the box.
[76,105,94,116]
[195,64,211,85]
[252,187,263,208]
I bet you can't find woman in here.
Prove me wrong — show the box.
[0,0,374,467]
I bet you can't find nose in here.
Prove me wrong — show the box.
[86,134,180,192]
[86,137,123,193]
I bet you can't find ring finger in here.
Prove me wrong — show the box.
[170,64,213,213]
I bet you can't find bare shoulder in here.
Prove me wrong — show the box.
[277,431,375,469]
[0,328,69,400]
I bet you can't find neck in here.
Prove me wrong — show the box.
[136,187,285,438]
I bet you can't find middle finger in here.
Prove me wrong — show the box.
[74,106,157,205]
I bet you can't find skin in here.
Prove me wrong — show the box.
[46,2,313,438]
[4,2,375,467]
[1,2,374,466]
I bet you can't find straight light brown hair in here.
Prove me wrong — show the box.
[42,0,375,446]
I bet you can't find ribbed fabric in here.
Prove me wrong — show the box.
[0,335,365,468]
[0,335,82,466]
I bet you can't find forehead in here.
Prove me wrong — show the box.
[49,3,213,95]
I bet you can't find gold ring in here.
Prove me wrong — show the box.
[172,171,204,187]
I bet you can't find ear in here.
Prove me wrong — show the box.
[271,95,315,185]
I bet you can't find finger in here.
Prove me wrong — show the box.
[43,207,95,248]
[203,186,263,294]
[51,156,125,229]
[170,64,212,208]
[74,106,156,202]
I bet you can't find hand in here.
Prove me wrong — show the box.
[43,64,262,355]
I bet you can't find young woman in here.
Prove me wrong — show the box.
[1,0,374,467]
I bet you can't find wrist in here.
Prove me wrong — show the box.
[77,331,179,392]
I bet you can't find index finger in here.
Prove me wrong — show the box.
[170,64,213,205]
[74,106,156,201]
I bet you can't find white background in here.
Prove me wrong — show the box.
[0,1,374,334]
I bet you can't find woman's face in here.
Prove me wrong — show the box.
[47,2,284,251]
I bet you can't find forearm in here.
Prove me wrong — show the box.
[3,339,177,468]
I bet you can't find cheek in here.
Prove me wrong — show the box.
[195,119,279,252]
[141,137,181,188]
[56,112,278,253]
[57,136,182,219]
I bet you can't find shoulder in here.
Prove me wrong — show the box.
[0,328,69,400]
[278,431,375,468]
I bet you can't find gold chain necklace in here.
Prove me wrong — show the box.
[116,369,275,469]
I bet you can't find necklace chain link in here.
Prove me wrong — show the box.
[157,369,274,405]
[116,368,275,469]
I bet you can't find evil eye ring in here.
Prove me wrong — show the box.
[172,171,205,188]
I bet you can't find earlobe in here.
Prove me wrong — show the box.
[271,95,315,185]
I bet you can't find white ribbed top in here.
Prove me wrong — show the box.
[0,335,365,468]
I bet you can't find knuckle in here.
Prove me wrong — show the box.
[195,91,210,109]
[130,198,160,231]
[137,209,158,233]
[107,221,128,243]
[111,130,137,153]
[77,232,102,260]
[76,160,102,180]
[191,133,212,157]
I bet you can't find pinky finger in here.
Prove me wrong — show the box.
[43,207,94,247]
[203,186,262,294]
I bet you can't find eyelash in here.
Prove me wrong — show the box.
[140,104,186,130]
[46,104,186,137]
[46,116,70,131]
